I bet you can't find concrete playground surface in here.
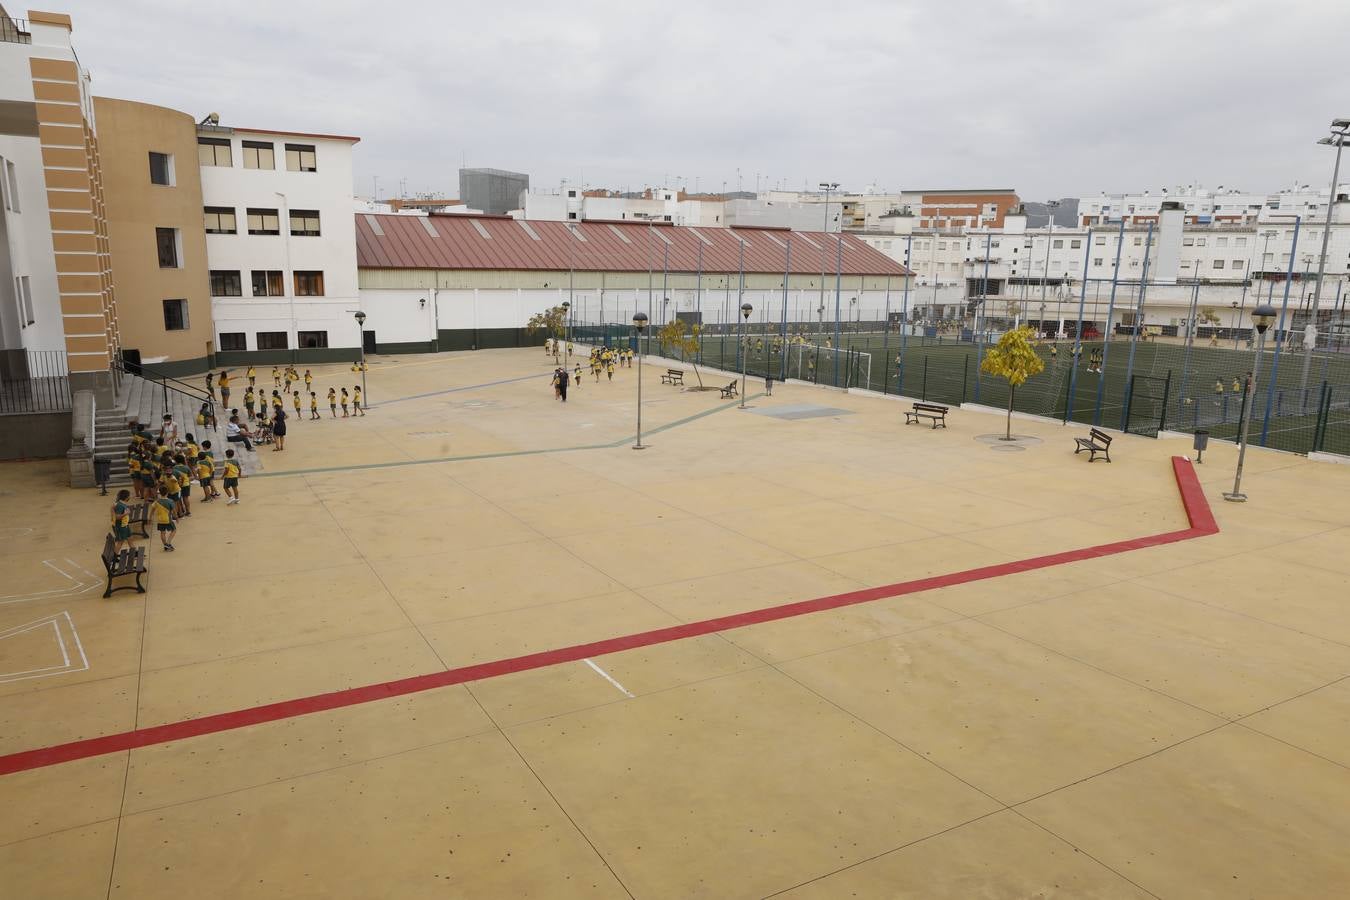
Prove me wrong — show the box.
[1,347,1349,898]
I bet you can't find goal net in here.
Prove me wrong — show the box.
[790,343,872,389]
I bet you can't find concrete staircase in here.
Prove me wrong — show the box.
[93,372,259,484]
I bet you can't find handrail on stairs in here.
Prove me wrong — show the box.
[112,358,219,431]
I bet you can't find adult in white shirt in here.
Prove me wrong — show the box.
[225,415,253,451]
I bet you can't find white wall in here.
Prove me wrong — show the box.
[0,38,71,353]
[200,132,358,351]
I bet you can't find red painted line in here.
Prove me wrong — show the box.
[0,458,1216,777]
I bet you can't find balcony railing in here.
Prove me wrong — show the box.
[1,17,32,44]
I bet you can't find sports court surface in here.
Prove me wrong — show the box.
[2,347,1349,898]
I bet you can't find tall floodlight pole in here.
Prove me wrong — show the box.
[1260,216,1302,446]
[1041,200,1060,338]
[1225,302,1277,502]
[1300,118,1349,390]
[1065,228,1094,422]
[1119,222,1155,432]
[632,312,648,450]
[833,234,844,386]
[561,300,570,367]
[1093,219,1126,425]
[736,238,746,372]
[818,182,838,342]
[739,303,753,408]
[781,238,791,381]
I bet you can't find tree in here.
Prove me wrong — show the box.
[525,305,567,342]
[656,319,705,388]
[980,325,1046,440]
[1198,307,1221,326]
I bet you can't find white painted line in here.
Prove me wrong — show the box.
[43,559,78,583]
[63,611,89,671]
[583,658,634,698]
[0,612,91,684]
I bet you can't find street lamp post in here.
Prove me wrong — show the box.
[561,300,571,368]
[1224,302,1277,502]
[1299,118,1349,390]
[1041,200,1060,340]
[354,311,368,404]
[739,302,753,408]
[818,182,838,344]
[632,312,648,450]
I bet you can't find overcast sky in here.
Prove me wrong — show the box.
[61,0,1350,202]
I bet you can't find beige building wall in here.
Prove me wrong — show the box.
[25,11,120,396]
[95,96,210,372]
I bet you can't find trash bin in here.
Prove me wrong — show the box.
[93,457,111,494]
[1193,429,1209,463]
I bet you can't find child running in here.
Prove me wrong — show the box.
[222,450,242,504]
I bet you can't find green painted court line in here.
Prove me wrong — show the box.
[251,392,760,479]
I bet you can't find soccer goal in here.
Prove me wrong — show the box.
[790,343,872,389]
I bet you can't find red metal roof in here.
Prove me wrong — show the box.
[355,214,911,277]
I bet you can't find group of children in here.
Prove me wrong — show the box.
[1046,343,1105,373]
[588,345,633,382]
[112,422,243,554]
[205,364,368,425]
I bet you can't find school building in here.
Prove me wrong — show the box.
[354,214,912,353]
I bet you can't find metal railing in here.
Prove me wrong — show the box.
[112,357,219,430]
[0,350,71,413]
[1,17,32,44]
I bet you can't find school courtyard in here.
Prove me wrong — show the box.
[2,347,1349,898]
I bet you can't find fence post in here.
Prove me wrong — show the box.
[1313,382,1330,452]
[1123,374,1135,432]
[961,355,969,404]
[1158,370,1172,434]
[922,357,928,402]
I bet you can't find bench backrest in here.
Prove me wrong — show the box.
[101,533,116,566]
[915,403,948,413]
[1089,428,1113,444]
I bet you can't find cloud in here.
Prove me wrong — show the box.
[65,0,1350,201]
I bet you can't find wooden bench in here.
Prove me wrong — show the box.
[101,533,147,598]
[660,369,685,386]
[127,501,149,538]
[720,381,738,399]
[905,402,949,429]
[1074,427,1113,462]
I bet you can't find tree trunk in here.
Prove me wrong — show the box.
[691,361,704,388]
[1006,385,1014,440]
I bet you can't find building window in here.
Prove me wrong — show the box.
[1196,238,1207,246]
[285,143,317,172]
[1183,237,1195,246]
[209,270,242,297]
[218,332,246,351]
[1094,236,1105,245]
[1052,239,1063,249]
[242,140,275,170]
[289,209,320,236]
[148,152,173,186]
[1236,237,1248,247]
[567,211,577,220]
[246,208,280,235]
[16,275,34,325]
[162,299,189,331]
[1213,259,1225,269]
[203,206,236,234]
[1133,237,1143,246]
[256,331,289,350]
[293,270,324,296]
[156,227,179,268]
[1232,260,1245,270]
[298,330,329,348]
[197,137,231,167]
[1216,236,1228,247]
[2,158,19,212]
[1070,239,1081,249]
[251,270,284,297]
[1093,257,1104,266]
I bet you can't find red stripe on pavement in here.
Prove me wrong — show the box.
[0,457,1217,777]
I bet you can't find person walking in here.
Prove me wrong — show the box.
[557,367,569,402]
[218,371,231,408]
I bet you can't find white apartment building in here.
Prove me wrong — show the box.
[196,125,360,360]
[520,187,726,226]
[1078,184,1350,227]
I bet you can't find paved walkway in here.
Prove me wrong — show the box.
[1,347,1348,898]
